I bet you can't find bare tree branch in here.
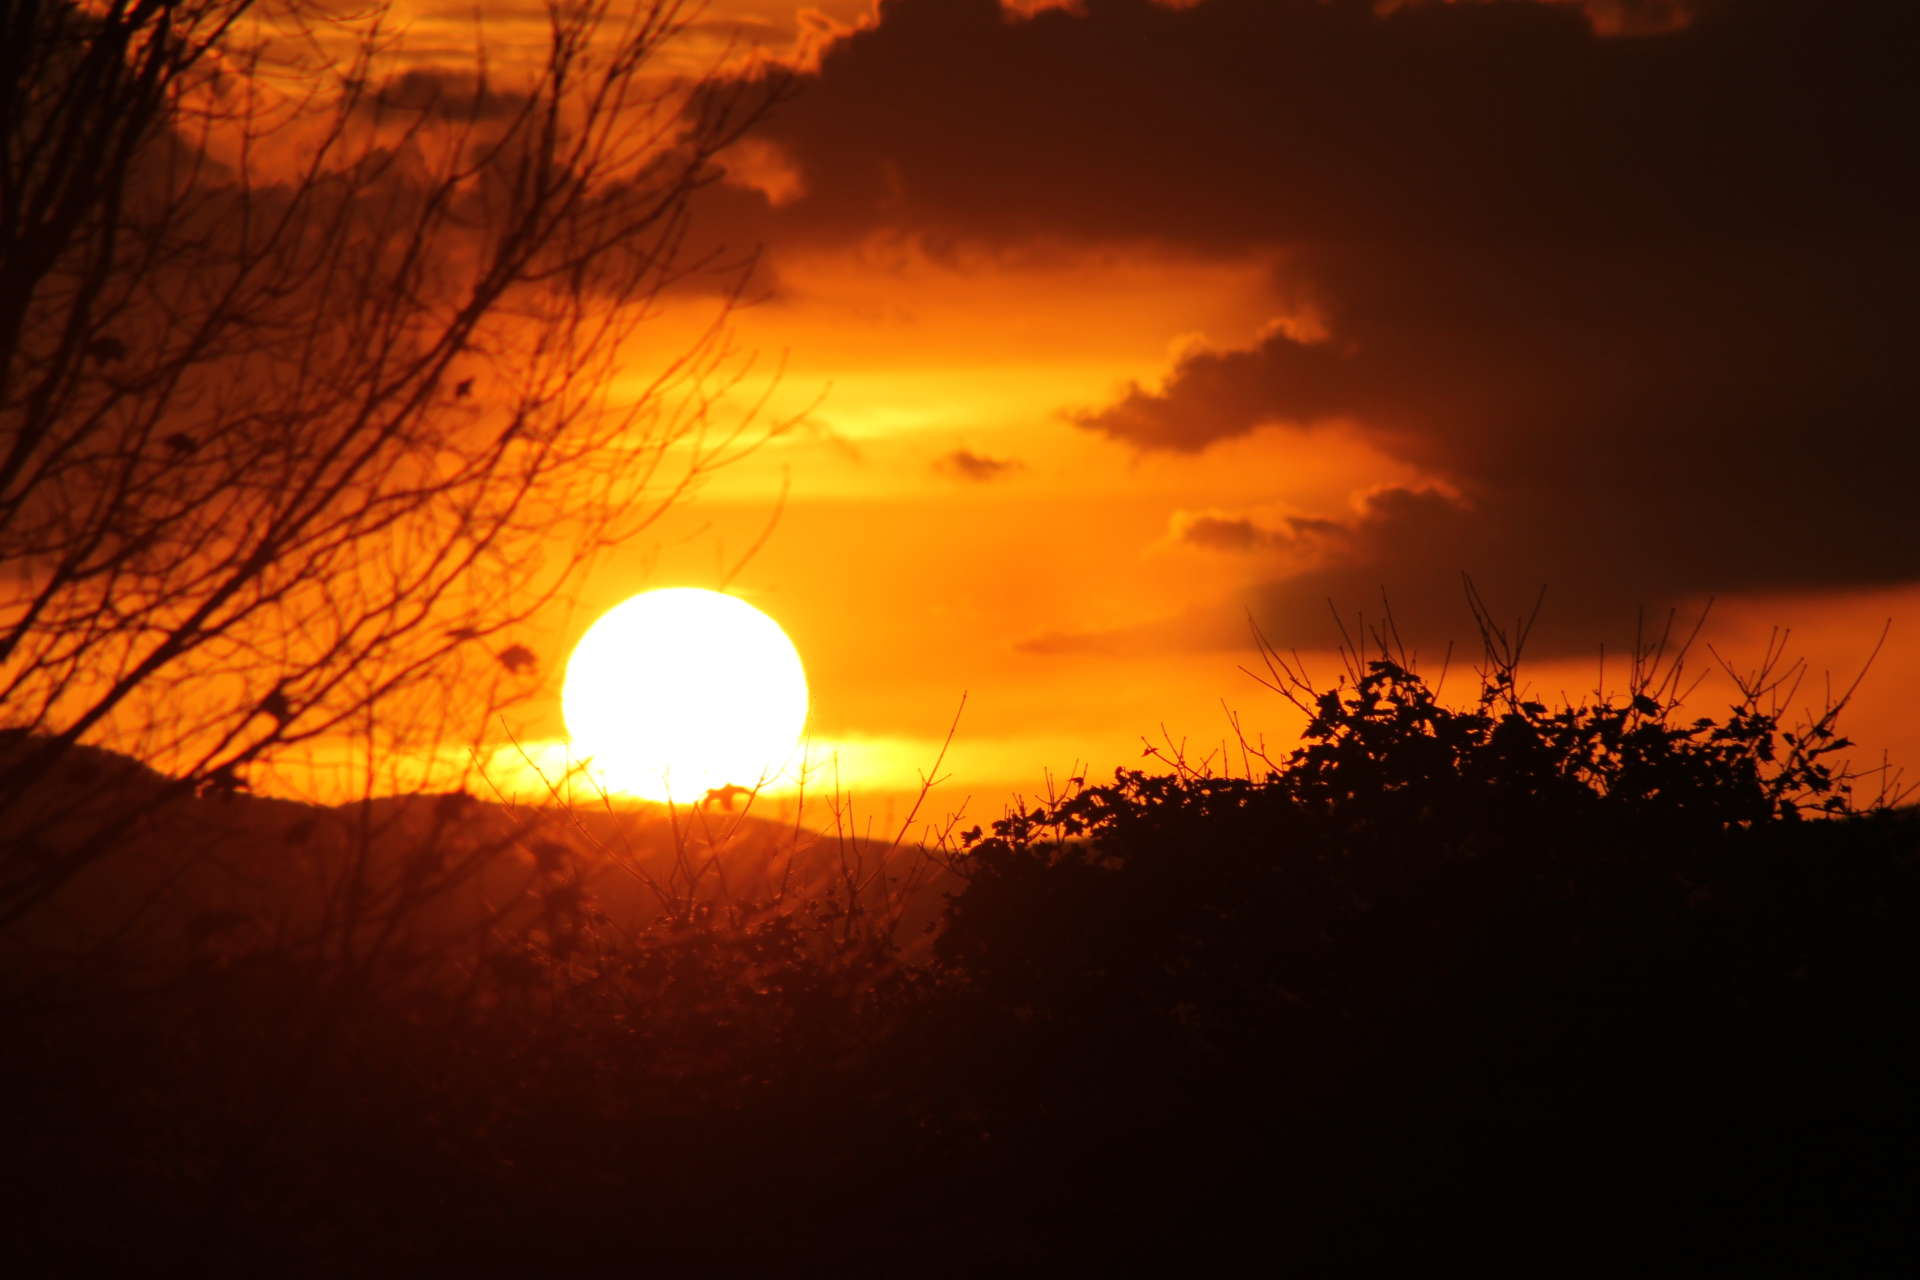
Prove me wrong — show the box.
[0,0,793,925]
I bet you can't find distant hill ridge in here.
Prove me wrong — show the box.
[0,730,932,968]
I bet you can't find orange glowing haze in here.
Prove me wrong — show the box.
[295,0,1917,818]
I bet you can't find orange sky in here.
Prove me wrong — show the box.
[279,0,1919,827]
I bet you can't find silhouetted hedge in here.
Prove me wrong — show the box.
[929,658,1920,1268]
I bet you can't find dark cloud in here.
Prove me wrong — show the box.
[597,164,784,299]
[1078,240,1917,649]
[1075,332,1356,451]
[679,17,788,47]
[710,0,1874,250]
[935,447,1021,482]
[1014,628,1120,656]
[1030,485,1713,658]
[1170,509,1341,553]
[699,0,1918,651]
[360,68,534,122]
[1175,514,1278,553]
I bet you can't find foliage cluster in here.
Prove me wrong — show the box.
[925,627,1917,1266]
[940,624,1874,1008]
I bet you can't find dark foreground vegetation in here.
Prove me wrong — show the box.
[7,640,1919,1273]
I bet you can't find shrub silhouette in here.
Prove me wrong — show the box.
[931,637,1919,1268]
[940,629,1873,982]
[939,650,1863,1006]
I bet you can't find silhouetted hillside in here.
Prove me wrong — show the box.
[0,740,924,981]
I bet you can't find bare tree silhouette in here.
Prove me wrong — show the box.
[0,0,788,927]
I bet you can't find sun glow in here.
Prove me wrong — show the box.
[562,588,809,803]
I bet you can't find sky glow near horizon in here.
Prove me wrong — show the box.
[277,0,1917,821]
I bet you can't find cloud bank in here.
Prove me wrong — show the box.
[697,0,1918,650]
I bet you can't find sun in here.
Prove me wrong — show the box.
[561,588,809,803]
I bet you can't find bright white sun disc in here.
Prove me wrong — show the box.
[562,588,808,802]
